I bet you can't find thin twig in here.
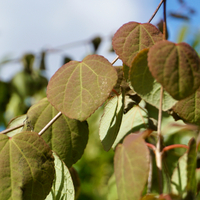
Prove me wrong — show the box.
[110,0,164,66]
[157,86,164,153]
[162,144,188,153]
[148,0,165,23]
[111,56,119,65]
[147,153,153,193]
[0,124,24,135]
[38,111,62,136]
[155,0,167,194]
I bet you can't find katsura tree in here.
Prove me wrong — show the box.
[1,0,200,199]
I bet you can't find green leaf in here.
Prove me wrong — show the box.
[173,87,200,125]
[99,93,124,151]
[47,54,118,121]
[130,48,177,111]
[11,71,35,97]
[112,22,163,67]
[171,153,187,196]
[140,194,163,200]
[6,115,27,137]
[91,36,102,52]
[107,174,118,200]
[123,64,130,82]
[148,41,200,100]
[114,133,150,200]
[171,139,197,199]
[0,81,11,112]
[185,138,197,199]
[112,102,148,149]
[0,131,55,200]
[45,152,75,200]
[27,97,89,168]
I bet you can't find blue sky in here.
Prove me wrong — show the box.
[0,0,199,80]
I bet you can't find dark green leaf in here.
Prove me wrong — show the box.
[173,87,200,125]
[0,131,54,200]
[21,53,35,74]
[185,138,197,199]
[40,51,46,70]
[91,36,102,52]
[27,97,89,167]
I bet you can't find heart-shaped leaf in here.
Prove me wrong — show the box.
[148,41,200,100]
[0,131,55,200]
[114,133,149,200]
[99,93,124,151]
[27,97,89,168]
[130,48,177,111]
[47,55,118,121]
[173,87,200,125]
[112,22,163,67]
[45,152,75,200]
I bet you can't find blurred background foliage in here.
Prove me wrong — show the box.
[0,1,200,199]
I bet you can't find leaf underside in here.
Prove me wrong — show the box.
[45,152,75,200]
[99,94,124,151]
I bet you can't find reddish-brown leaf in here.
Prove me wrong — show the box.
[148,41,200,100]
[112,22,162,67]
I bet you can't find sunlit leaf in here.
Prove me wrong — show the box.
[112,22,162,67]
[114,133,149,200]
[6,114,27,137]
[130,48,177,111]
[45,152,74,200]
[47,54,117,121]
[112,102,148,149]
[99,93,124,151]
[27,97,89,167]
[0,131,55,200]
[173,87,200,125]
[148,41,200,100]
